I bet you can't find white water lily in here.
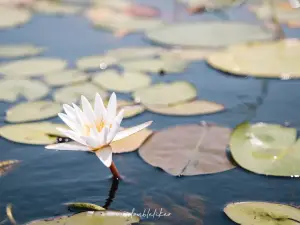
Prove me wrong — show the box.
[45,92,152,168]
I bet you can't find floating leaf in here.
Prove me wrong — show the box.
[0,44,45,58]
[76,55,117,71]
[105,100,145,118]
[0,6,31,29]
[53,82,108,103]
[106,47,163,60]
[32,0,81,15]
[229,122,300,177]
[120,58,188,74]
[123,4,160,17]
[0,57,67,77]
[93,0,130,10]
[0,122,67,145]
[25,210,140,225]
[146,100,224,116]
[43,69,88,87]
[111,128,152,153]
[160,48,216,62]
[65,202,105,211]
[145,21,274,48]
[0,79,49,102]
[139,123,234,176]
[93,70,151,93]
[132,81,197,106]
[0,160,20,177]
[207,39,300,79]
[224,201,300,224]
[6,101,61,123]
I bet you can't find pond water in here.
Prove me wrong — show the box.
[1,1,300,225]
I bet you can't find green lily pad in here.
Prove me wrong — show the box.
[139,123,234,176]
[25,210,140,225]
[0,79,49,102]
[0,6,31,29]
[6,101,61,123]
[106,47,163,60]
[207,39,300,79]
[0,45,45,58]
[0,57,67,77]
[93,70,151,93]
[76,55,117,71]
[0,122,67,145]
[229,122,300,177]
[120,58,188,74]
[117,100,145,118]
[43,69,89,87]
[32,0,82,15]
[224,201,300,224]
[65,202,105,211]
[132,81,197,106]
[145,21,274,48]
[53,82,108,103]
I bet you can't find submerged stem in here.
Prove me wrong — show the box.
[109,161,122,180]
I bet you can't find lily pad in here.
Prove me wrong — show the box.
[0,6,31,29]
[106,100,145,118]
[53,82,108,103]
[146,100,224,116]
[120,58,188,74]
[106,47,163,60]
[93,0,130,10]
[207,39,300,79]
[229,122,300,176]
[160,48,216,62]
[93,70,151,93]
[0,79,49,102]
[224,201,300,224]
[0,45,45,58]
[0,57,67,77]
[43,69,89,87]
[32,0,82,15]
[111,128,152,153]
[6,101,61,123]
[145,21,274,48]
[0,160,20,177]
[132,81,197,106]
[26,210,140,225]
[139,123,234,176]
[76,55,117,71]
[65,202,105,211]
[0,122,67,145]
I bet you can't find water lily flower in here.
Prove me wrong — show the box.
[45,92,152,179]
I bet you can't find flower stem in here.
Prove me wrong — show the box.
[109,161,122,180]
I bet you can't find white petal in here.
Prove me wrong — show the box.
[63,104,76,120]
[115,109,124,125]
[95,145,113,167]
[58,113,81,133]
[81,95,96,124]
[90,126,99,139]
[99,126,109,146]
[112,121,152,142]
[106,92,117,123]
[107,122,120,143]
[45,142,90,151]
[56,127,87,146]
[72,103,89,127]
[81,136,100,149]
[94,93,107,122]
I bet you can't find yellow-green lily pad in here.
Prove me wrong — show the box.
[0,6,31,29]
[6,101,61,123]
[0,79,49,102]
[207,39,300,79]
[229,122,300,177]
[132,81,197,106]
[53,82,108,103]
[32,0,82,15]
[0,45,45,58]
[65,202,105,211]
[25,210,140,225]
[117,100,145,118]
[93,0,130,10]
[0,57,67,77]
[146,100,224,116]
[43,69,89,87]
[120,58,188,74]
[76,55,117,71]
[224,201,300,224]
[93,70,151,93]
[106,47,163,60]
[0,122,67,145]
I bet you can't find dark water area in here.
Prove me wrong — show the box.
[1,1,300,225]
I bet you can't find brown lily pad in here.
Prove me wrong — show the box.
[139,123,235,176]
[0,160,20,177]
